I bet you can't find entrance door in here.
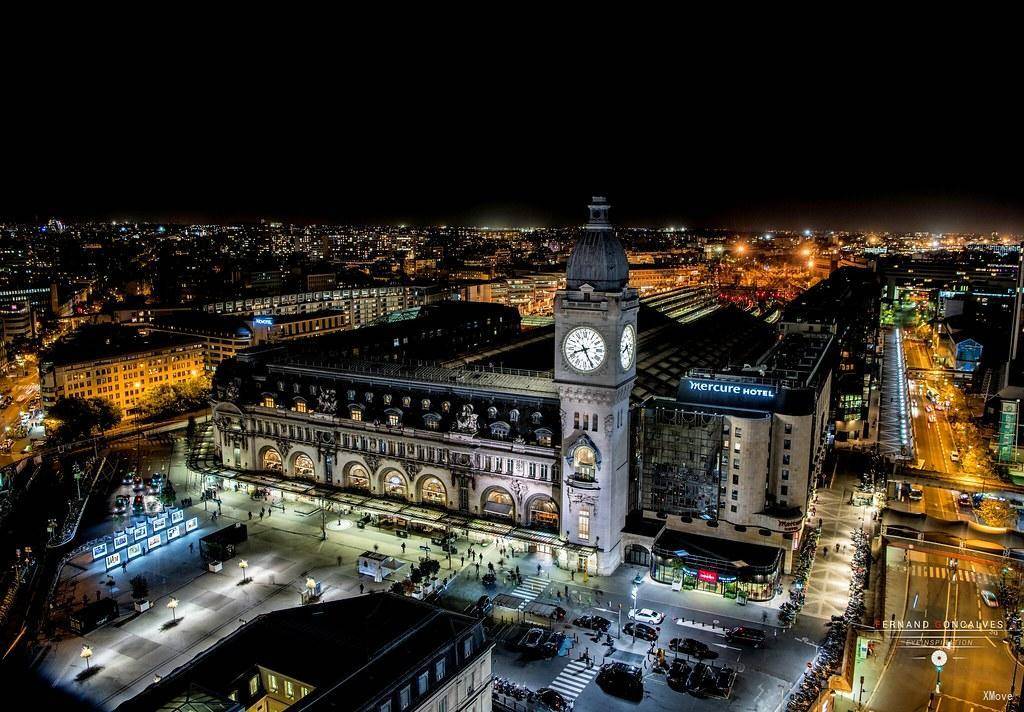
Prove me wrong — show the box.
[459,484,470,512]
[325,458,333,484]
[233,447,241,467]
[577,554,589,573]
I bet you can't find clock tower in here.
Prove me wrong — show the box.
[554,196,638,576]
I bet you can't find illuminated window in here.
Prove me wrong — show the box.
[293,454,315,478]
[384,473,407,498]
[262,449,283,471]
[295,400,307,413]
[421,477,446,505]
[285,680,294,698]
[573,446,596,481]
[350,406,363,422]
[249,675,259,696]
[268,674,278,692]
[262,395,275,408]
[348,464,370,490]
[578,510,590,540]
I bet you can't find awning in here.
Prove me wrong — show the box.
[484,501,513,516]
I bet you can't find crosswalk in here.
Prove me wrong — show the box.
[547,659,600,700]
[909,564,994,584]
[510,575,548,608]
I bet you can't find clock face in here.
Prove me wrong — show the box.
[620,324,636,370]
[563,326,606,373]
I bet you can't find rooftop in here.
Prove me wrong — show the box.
[42,324,204,367]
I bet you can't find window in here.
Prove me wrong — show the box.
[350,406,363,421]
[301,687,310,698]
[783,439,791,450]
[418,671,429,694]
[379,701,391,712]
[262,395,275,408]
[730,505,737,513]
[509,408,519,423]
[780,485,789,495]
[438,697,448,712]
[732,475,739,485]
[435,658,446,680]
[573,446,596,481]
[783,454,791,465]
[400,686,411,710]
[365,392,374,403]
[578,510,590,540]
[285,680,295,698]
[388,412,400,427]
[295,400,307,413]
[268,674,279,692]
[784,423,793,434]
[782,469,790,480]
[731,490,738,500]
[421,398,431,410]
[732,459,740,470]
[249,675,259,696]
[487,406,498,419]
[463,637,473,657]
[573,412,580,430]
[734,427,742,438]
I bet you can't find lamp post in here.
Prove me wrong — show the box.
[305,577,316,603]
[167,597,178,621]
[239,559,248,583]
[630,575,642,644]
[81,644,93,670]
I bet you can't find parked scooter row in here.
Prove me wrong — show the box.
[787,527,870,711]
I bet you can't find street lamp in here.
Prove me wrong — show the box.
[239,559,249,583]
[81,644,93,670]
[167,597,178,621]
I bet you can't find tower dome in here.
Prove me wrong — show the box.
[566,196,629,292]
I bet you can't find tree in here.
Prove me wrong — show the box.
[130,575,149,601]
[135,375,212,422]
[978,498,1015,528]
[89,398,121,433]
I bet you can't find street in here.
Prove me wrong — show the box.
[0,358,41,466]
[861,547,1015,712]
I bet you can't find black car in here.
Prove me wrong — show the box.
[667,659,692,692]
[623,621,658,641]
[685,663,712,697]
[596,662,644,701]
[482,572,497,587]
[572,614,611,633]
[725,626,765,648]
[536,687,572,712]
[471,595,492,616]
[669,637,718,659]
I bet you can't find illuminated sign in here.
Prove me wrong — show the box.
[170,510,184,524]
[153,516,167,532]
[148,534,163,551]
[253,317,274,326]
[113,534,129,550]
[126,543,143,559]
[687,380,775,399]
[92,543,108,561]
[104,552,122,570]
[697,569,718,584]
[166,524,181,541]
[133,523,148,541]
[185,517,199,533]
[777,518,803,533]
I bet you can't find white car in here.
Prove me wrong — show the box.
[950,451,960,463]
[627,608,665,625]
[981,590,1000,608]
[908,488,924,501]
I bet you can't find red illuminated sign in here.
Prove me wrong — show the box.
[698,569,718,584]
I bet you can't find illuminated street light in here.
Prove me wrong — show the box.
[167,597,178,621]
[239,559,249,583]
[81,644,93,669]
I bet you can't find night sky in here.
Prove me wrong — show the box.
[3,80,1020,233]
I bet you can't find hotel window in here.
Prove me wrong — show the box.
[733,442,741,453]
[295,400,307,413]
[400,685,411,710]
[249,675,259,696]
[783,454,791,465]
[418,671,429,694]
[578,510,590,540]
[783,439,791,450]
[734,427,742,438]
[262,395,275,408]
[350,406,363,421]
[285,680,294,698]
[732,475,739,485]
[784,423,793,434]
[435,658,446,680]
[782,469,790,480]
[731,490,738,500]
[268,674,279,692]
[733,459,740,470]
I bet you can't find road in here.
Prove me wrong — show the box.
[867,549,1015,711]
[0,358,41,465]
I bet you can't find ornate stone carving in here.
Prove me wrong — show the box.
[406,462,422,478]
[509,479,525,504]
[317,386,337,414]
[364,454,381,474]
[456,412,479,433]
[275,438,292,457]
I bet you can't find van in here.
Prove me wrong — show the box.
[725,626,765,648]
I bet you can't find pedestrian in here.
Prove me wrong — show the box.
[359,583,364,594]
[571,570,575,581]
[537,564,542,576]
[515,565,520,576]
[337,555,342,567]
[461,556,465,567]
[401,542,406,554]
[564,584,569,597]
[189,542,194,555]
[248,511,252,521]
[122,561,127,573]
[267,508,271,518]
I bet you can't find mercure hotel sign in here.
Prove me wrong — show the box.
[679,377,779,409]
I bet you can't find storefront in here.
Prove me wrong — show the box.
[650,529,783,602]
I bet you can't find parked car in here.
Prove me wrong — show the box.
[623,622,659,641]
[596,662,644,701]
[627,607,665,624]
[908,488,924,501]
[523,627,545,648]
[536,688,572,712]
[981,590,1000,608]
[471,595,492,616]
[572,615,611,633]
[686,662,712,697]
[957,493,973,508]
[481,572,497,587]
[667,659,692,692]
[669,637,718,659]
[950,451,960,463]
[725,626,765,648]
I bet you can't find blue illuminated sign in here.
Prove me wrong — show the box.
[253,317,274,326]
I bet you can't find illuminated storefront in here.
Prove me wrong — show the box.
[651,529,783,602]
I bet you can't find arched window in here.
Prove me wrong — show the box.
[346,389,356,402]
[348,464,370,490]
[489,421,510,439]
[574,446,596,481]
[529,497,559,530]
[364,392,374,403]
[487,406,498,419]
[262,449,283,471]
[293,453,315,478]
[383,393,392,405]
[483,489,514,519]
[535,428,553,447]
[349,405,363,422]
[423,412,441,430]
[531,411,544,425]
[421,477,446,506]
[294,399,308,414]
[402,396,411,408]
[509,408,520,423]
[384,473,407,498]
[461,404,473,416]
[421,398,431,410]
[385,408,402,427]
[441,401,451,413]
[262,394,276,408]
